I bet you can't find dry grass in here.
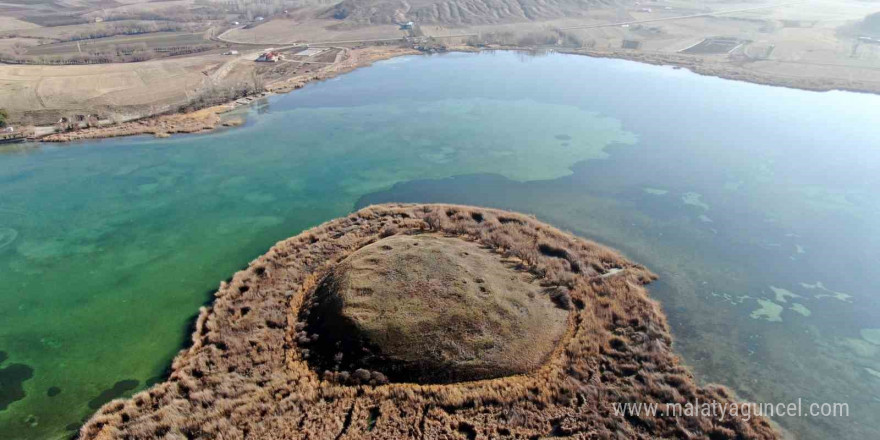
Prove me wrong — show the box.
[297,234,569,384]
[0,50,260,125]
[220,16,404,45]
[38,102,233,142]
[0,16,40,32]
[80,203,779,440]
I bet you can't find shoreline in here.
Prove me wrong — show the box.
[563,48,880,97]
[26,44,880,143]
[36,46,420,143]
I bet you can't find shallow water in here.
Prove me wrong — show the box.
[0,51,878,439]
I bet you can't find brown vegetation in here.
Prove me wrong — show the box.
[48,22,199,43]
[265,46,418,94]
[80,204,779,440]
[299,234,569,384]
[0,44,216,65]
[466,29,586,48]
[39,104,233,142]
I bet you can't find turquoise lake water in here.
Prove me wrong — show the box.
[1,51,879,439]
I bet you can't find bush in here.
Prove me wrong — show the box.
[0,109,8,127]
[177,81,262,113]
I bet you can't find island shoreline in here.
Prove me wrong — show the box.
[79,203,781,440]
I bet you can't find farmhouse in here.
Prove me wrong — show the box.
[256,51,281,62]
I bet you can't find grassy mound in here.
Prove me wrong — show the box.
[298,234,568,384]
[80,204,779,440]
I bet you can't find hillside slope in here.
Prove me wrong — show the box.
[321,0,623,25]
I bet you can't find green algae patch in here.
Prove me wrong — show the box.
[790,303,811,317]
[839,338,878,358]
[682,192,710,211]
[770,286,800,303]
[266,98,637,195]
[800,281,853,302]
[750,299,783,322]
[643,187,668,195]
[862,329,880,346]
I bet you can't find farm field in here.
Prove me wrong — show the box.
[24,31,214,56]
[219,16,405,44]
[0,16,39,32]
[0,51,257,124]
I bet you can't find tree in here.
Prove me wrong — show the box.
[0,109,8,127]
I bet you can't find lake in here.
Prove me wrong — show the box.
[0,51,878,439]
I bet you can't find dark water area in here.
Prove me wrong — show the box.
[0,51,878,439]
[86,380,139,410]
[0,353,33,412]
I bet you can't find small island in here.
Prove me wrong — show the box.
[80,204,778,439]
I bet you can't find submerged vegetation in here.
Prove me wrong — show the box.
[80,204,778,439]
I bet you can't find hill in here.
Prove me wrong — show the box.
[299,234,569,383]
[321,0,622,25]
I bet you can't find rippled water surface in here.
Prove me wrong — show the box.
[0,51,878,439]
